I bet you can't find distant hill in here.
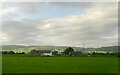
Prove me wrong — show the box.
[1,45,71,51]
[2,45,26,50]
[85,46,118,52]
[1,45,119,52]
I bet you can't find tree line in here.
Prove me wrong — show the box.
[2,47,120,57]
[2,51,25,54]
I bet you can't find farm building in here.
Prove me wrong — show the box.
[29,50,38,56]
[69,51,82,56]
[30,50,52,56]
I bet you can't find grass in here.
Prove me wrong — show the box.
[2,54,118,73]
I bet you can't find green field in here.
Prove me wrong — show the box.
[2,55,118,73]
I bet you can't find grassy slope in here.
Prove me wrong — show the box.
[2,55,118,73]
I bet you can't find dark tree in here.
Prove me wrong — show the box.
[106,52,109,55]
[92,52,96,55]
[118,52,120,57]
[2,51,8,54]
[21,52,25,54]
[64,47,74,55]
[16,52,25,54]
[52,51,58,56]
[88,53,91,55]
[8,51,15,54]
[61,52,65,55]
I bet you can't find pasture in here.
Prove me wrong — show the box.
[2,54,118,73]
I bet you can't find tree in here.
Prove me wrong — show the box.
[21,52,25,54]
[52,51,58,56]
[2,51,8,54]
[64,47,74,55]
[8,51,15,54]
[106,52,109,55]
[92,52,96,55]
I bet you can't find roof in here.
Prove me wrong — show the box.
[70,51,82,53]
[69,51,82,54]
[37,50,51,53]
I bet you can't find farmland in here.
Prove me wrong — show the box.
[2,54,118,73]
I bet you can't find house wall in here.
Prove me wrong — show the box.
[69,52,82,56]
[41,52,52,56]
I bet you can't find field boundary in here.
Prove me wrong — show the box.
[1,73,119,75]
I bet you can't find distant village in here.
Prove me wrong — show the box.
[2,47,120,57]
[29,47,83,56]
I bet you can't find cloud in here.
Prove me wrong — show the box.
[2,2,118,47]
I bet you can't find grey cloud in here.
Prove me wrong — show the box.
[48,2,94,9]
[2,2,118,47]
[2,2,44,14]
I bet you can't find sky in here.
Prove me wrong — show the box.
[1,2,118,48]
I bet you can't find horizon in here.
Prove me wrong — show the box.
[1,44,118,48]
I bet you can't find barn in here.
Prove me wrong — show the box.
[30,50,52,56]
[69,51,82,56]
